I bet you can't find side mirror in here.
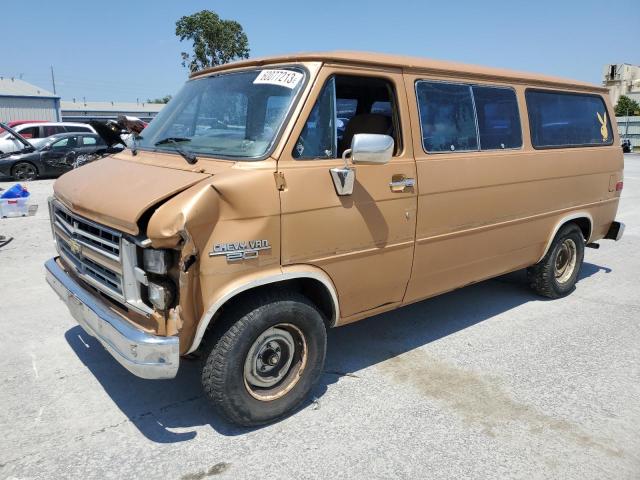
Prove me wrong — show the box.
[330,133,394,196]
[348,133,394,165]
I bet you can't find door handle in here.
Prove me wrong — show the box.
[389,176,415,192]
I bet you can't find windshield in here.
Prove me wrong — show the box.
[137,67,306,160]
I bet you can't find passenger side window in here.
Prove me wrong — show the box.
[416,82,477,152]
[294,75,400,159]
[472,86,522,150]
[526,90,613,148]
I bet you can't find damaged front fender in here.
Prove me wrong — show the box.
[144,167,282,354]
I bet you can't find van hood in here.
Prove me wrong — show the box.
[53,155,231,235]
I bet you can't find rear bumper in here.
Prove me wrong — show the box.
[45,258,179,379]
[604,221,625,241]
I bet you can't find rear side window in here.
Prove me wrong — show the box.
[81,136,97,146]
[43,125,66,137]
[416,82,477,152]
[526,90,613,148]
[472,86,522,149]
[416,81,523,153]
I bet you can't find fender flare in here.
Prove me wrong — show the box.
[186,266,340,354]
[537,211,593,263]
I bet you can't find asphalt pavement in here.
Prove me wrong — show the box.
[0,155,638,480]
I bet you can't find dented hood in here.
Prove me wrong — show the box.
[53,157,217,235]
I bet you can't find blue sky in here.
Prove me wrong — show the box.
[2,0,638,102]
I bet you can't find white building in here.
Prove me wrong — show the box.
[603,64,640,107]
[0,77,61,122]
[61,100,164,123]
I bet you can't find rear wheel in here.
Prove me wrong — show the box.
[11,162,38,181]
[201,290,327,426]
[527,223,585,298]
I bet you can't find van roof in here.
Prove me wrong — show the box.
[191,51,605,92]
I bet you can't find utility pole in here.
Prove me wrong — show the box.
[625,106,630,140]
[50,66,57,95]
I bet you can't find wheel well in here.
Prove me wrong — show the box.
[11,160,39,175]
[211,278,336,330]
[566,217,591,241]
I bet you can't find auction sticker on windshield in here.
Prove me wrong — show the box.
[253,70,303,89]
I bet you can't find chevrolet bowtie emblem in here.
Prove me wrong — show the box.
[69,239,82,255]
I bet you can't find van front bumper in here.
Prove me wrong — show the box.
[45,258,179,379]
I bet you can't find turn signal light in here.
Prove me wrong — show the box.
[148,281,175,310]
[615,181,624,191]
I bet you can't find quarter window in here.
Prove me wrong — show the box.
[293,77,336,159]
[526,90,613,148]
[472,86,522,150]
[416,82,477,152]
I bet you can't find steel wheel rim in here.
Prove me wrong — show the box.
[555,238,577,284]
[243,323,307,401]
[13,163,36,181]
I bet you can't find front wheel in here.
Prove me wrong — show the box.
[527,223,585,298]
[11,161,38,181]
[201,290,327,426]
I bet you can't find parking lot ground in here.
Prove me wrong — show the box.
[0,155,639,480]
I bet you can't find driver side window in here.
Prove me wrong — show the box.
[52,136,78,149]
[293,74,401,160]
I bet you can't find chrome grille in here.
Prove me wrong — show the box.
[51,200,124,300]
[49,198,153,316]
[53,204,121,261]
[57,235,123,295]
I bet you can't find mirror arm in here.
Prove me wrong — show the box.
[341,148,352,168]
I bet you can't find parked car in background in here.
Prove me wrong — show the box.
[0,122,96,154]
[0,132,122,180]
[622,139,632,153]
[0,120,47,134]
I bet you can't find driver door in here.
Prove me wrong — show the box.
[278,67,417,322]
[44,136,78,172]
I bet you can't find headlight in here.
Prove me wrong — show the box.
[143,249,170,274]
[148,281,175,310]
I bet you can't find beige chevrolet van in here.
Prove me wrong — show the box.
[45,52,625,426]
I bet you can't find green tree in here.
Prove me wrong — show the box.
[176,10,249,73]
[614,95,640,116]
[147,95,172,104]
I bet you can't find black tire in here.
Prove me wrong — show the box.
[201,289,327,426]
[527,223,585,299]
[11,161,38,181]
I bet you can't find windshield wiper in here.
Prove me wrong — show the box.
[154,137,197,164]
